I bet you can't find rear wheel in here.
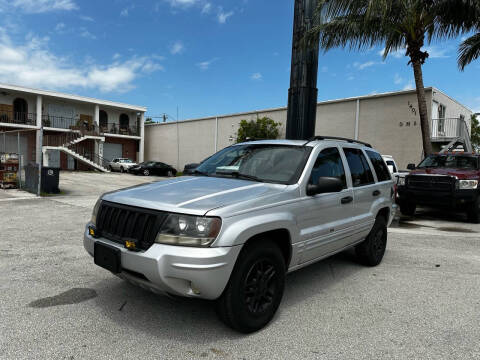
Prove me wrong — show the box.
[167,170,174,177]
[216,240,285,333]
[466,196,480,224]
[120,167,124,173]
[143,169,150,176]
[400,202,416,216]
[355,216,387,266]
[108,165,113,172]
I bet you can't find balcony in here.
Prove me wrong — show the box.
[99,123,139,137]
[0,111,36,126]
[431,118,470,142]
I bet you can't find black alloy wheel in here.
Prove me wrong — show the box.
[355,216,387,266]
[215,240,285,333]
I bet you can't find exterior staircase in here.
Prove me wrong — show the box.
[43,131,109,172]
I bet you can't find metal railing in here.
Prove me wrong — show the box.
[43,132,81,147]
[0,111,36,126]
[431,118,469,140]
[100,122,139,136]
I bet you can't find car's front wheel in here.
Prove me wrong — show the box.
[355,216,387,266]
[120,167,124,173]
[167,170,174,177]
[108,165,113,172]
[466,196,480,224]
[143,169,150,176]
[215,240,285,333]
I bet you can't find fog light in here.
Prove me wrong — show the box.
[88,226,97,237]
[125,240,136,250]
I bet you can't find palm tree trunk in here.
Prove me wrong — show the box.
[411,60,433,156]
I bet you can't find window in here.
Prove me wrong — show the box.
[13,98,28,123]
[438,104,446,134]
[99,110,108,129]
[343,148,374,187]
[385,160,397,173]
[366,150,392,182]
[309,147,346,189]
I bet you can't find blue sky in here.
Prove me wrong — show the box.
[0,0,478,120]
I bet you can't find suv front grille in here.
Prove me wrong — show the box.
[407,175,454,191]
[96,201,167,250]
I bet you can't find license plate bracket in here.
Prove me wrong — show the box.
[94,242,121,274]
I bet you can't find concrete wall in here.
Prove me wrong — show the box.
[145,88,473,171]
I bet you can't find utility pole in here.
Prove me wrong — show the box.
[286,0,320,140]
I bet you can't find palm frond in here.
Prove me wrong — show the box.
[458,32,480,70]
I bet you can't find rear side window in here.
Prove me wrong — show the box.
[367,151,392,182]
[343,148,375,187]
[309,147,347,189]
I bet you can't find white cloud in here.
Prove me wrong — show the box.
[403,82,414,91]
[196,57,218,70]
[378,48,405,58]
[79,15,94,22]
[250,72,262,80]
[112,53,121,60]
[217,9,234,23]
[0,31,163,93]
[55,23,66,32]
[167,0,198,7]
[320,66,328,73]
[347,75,354,81]
[2,0,78,13]
[353,61,378,70]
[201,2,211,14]
[394,73,403,85]
[423,46,449,59]
[79,28,96,40]
[170,41,184,55]
[120,8,129,16]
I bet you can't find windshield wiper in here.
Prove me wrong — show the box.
[193,169,209,176]
[216,171,264,182]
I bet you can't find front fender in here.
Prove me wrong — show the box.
[213,212,298,247]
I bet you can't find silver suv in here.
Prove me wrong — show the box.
[84,137,395,333]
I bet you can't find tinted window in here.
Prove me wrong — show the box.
[418,155,478,170]
[343,148,374,187]
[367,151,392,182]
[309,147,346,189]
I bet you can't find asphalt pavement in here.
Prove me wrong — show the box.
[1,172,479,360]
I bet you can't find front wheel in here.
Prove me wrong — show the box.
[355,216,387,266]
[215,241,285,333]
[466,196,480,224]
[143,169,150,176]
[167,170,174,177]
[108,165,113,172]
[120,167,124,173]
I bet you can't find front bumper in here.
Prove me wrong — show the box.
[398,187,478,208]
[84,224,242,300]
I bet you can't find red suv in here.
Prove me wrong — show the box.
[397,153,480,223]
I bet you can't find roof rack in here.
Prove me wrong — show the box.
[306,136,372,148]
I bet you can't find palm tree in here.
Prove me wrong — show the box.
[308,0,479,156]
[458,33,480,70]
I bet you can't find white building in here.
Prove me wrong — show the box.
[0,83,146,171]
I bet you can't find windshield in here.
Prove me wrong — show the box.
[119,159,133,163]
[417,155,478,170]
[195,144,311,184]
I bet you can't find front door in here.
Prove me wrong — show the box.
[298,147,355,264]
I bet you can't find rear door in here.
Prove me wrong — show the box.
[298,146,355,264]
[342,147,376,236]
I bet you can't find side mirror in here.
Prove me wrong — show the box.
[407,163,416,170]
[307,177,344,196]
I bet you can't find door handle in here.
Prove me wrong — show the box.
[372,190,381,196]
[341,196,353,204]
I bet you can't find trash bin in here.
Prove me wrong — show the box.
[41,167,60,194]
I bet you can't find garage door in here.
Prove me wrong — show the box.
[103,143,123,162]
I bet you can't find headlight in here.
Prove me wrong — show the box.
[397,177,405,186]
[155,214,222,247]
[91,198,102,225]
[458,180,478,190]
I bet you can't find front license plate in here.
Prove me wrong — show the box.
[94,242,121,274]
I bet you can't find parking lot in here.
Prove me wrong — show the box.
[1,172,479,360]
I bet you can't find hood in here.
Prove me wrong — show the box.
[411,168,479,180]
[102,176,287,215]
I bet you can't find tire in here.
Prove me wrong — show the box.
[215,240,286,333]
[167,170,173,177]
[143,169,150,176]
[108,165,113,172]
[120,167,124,173]
[355,216,387,267]
[466,196,480,224]
[400,202,416,216]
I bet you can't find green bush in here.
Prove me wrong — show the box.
[236,117,281,143]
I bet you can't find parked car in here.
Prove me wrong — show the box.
[84,137,395,333]
[397,152,480,223]
[183,163,200,175]
[382,155,410,203]
[108,158,137,173]
[129,161,177,177]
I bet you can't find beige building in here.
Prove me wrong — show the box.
[145,87,473,170]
